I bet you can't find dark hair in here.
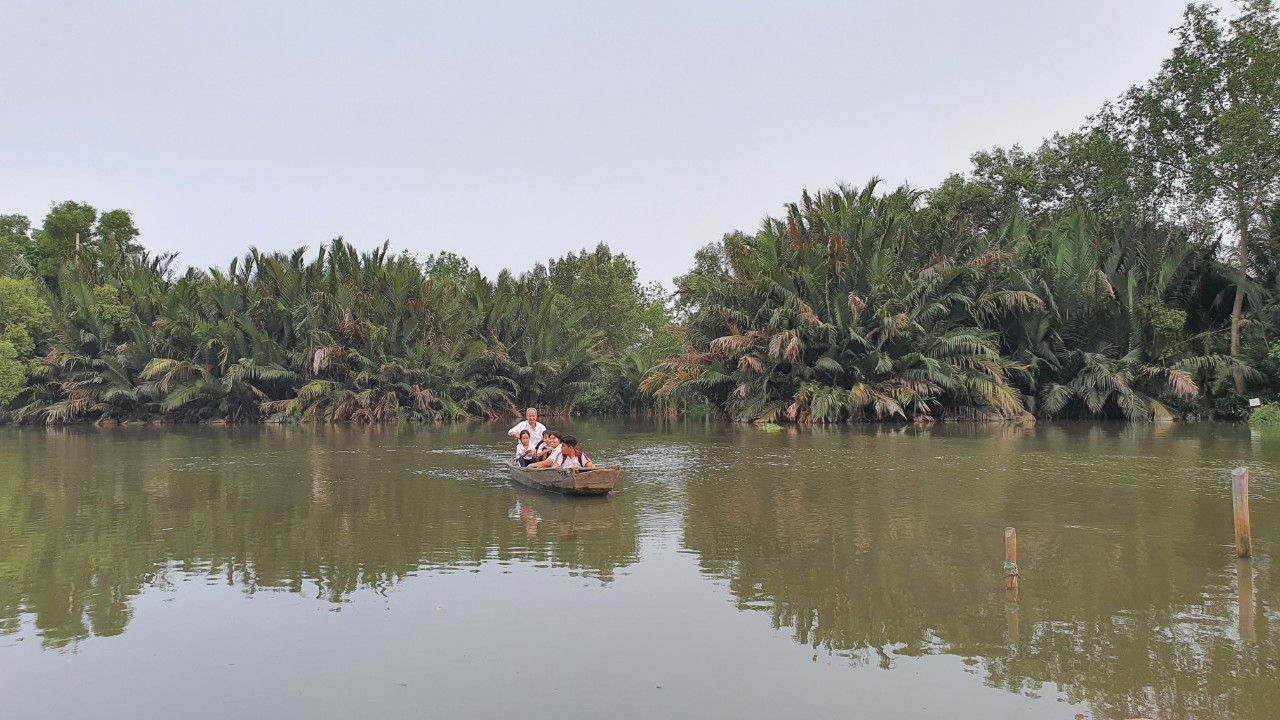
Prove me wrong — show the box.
[561,435,578,447]
[519,429,530,439]
[544,431,561,440]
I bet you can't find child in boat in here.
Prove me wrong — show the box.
[555,435,595,469]
[528,432,563,468]
[515,429,538,467]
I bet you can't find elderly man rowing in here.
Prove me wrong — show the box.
[508,407,546,447]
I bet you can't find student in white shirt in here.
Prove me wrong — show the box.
[528,432,563,468]
[514,430,538,466]
[508,407,546,447]
[554,435,595,469]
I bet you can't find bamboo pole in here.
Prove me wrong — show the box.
[1004,527,1019,590]
[1232,467,1252,559]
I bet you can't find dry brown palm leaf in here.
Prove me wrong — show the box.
[1164,368,1199,396]
[973,248,1012,270]
[918,257,954,281]
[848,293,865,317]
[786,213,802,251]
[340,311,360,339]
[893,377,942,397]
[259,398,292,415]
[710,334,755,355]
[792,299,822,329]
[828,232,845,258]
[409,384,434,411]
[784,335,804,361]
[1084,268,1116,302]
[767,330,798,361]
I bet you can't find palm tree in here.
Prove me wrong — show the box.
[651,181,1033,422]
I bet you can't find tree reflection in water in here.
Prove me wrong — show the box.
[1,421,1276,720]
[0,426,640,649]
[679,422,1278,720]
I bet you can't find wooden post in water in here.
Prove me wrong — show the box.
[1237,559,1256,643]
[1006,594,1020,644]
[1004,527,1019,590]
[1232,467,1252,559]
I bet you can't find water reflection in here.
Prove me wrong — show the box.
[1,421,1277,719]
[679,422,1278,719]
[0,426,641,649]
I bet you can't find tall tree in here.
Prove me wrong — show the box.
[94,209,142,267]
[1121,1,1280,386]
[29,201,98,280]
[421,251,473,283]
[0,214,33,277]
[533,243,653,352]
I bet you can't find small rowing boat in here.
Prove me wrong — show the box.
[507,460,621,495]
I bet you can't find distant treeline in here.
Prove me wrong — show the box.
[1,2,1278,424]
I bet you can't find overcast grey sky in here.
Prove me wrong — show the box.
[1,1,1201,285]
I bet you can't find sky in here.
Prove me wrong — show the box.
[0,0,1206,286]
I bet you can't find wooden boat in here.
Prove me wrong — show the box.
[507,460,621,495]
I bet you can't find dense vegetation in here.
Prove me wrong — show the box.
[0,225,677,423]
[2,1,1278,424]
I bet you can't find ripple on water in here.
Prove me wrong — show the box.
[427,446,494,457]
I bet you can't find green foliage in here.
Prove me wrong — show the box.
[575,328,685,414]
[26,201,145,283]
[0,214,33,277]
[94,209,142,260]
[1248,402,1280,426]
[659,182,1247,422]
[1122,1,1280,223]
[0,338,26,406]
[29,201,97,280]
[0,276,51,407]
[91,285,134,333]
[652,181,1034,422]
[1212,391,1251,419]
[0,276,52,336]
[421,251,472,283]
[1120,1,1280,364]
[2,230,631,423]
[533,243,658,352]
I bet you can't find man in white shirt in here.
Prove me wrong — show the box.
[508,407,546,447]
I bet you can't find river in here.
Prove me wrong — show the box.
[0,420,1275,719]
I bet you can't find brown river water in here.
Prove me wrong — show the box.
[0,420,1275,719]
